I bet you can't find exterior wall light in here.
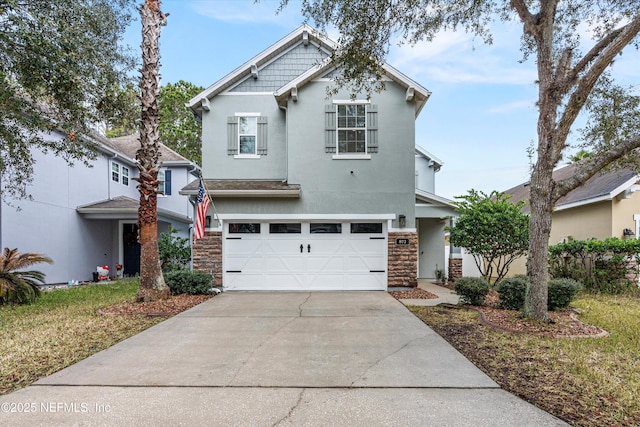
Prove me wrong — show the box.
[399,214,406,228]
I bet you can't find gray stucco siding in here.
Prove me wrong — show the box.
[201,94,287,180]
[285,81,417,228]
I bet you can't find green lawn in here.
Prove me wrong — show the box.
[0,281,163,395]
[410,293,640,427]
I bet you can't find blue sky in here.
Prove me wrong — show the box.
[124,0,639,200]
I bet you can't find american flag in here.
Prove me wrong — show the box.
[194,178,211,242]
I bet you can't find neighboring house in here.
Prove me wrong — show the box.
[0,132,198,284]
[504,163,640,276]
[415,146,458,279]
[181,25,456,291]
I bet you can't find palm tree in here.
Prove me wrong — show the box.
[136,0,170,302]
[0,248,52,304]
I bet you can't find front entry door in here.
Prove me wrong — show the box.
[122,223,140,276]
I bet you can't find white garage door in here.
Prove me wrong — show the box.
[224,222,387,290]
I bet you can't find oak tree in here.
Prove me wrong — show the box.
[0,0,136,201]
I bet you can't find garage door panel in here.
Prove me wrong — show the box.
[264,256,305,273]
[224,222,388,291]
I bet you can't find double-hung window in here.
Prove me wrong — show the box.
[325,102,377,158]
[158,169,171,195]
[111,162,129,186]
[121,166,129,186]
[239,116,257,155]
[227,113,267,158]
[337,104,366,154]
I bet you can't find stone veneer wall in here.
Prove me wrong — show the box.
[192,231,223,287]
[387,231,418,288]
[448,258,462,284]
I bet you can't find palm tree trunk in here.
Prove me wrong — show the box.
[135,0,169,302]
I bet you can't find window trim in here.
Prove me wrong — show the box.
[111,161,130,186]
[111,162,120,183]
[121,166,129,186]
[333,101,369,158]
[235,112,260,158]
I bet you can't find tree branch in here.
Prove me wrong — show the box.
[553,133,640,200]
[565,27,625,86]
[552,16,640,164]
[509,0,536,36]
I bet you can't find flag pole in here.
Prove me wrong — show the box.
[198,172,221,228]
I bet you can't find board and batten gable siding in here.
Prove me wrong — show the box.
[200,94,287,180]
[230,43,329,93]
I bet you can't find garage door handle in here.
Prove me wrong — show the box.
[300,244,304,253]
[307,244,311,253]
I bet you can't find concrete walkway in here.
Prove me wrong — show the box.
[399,279,461,306]
[0,292,566,426]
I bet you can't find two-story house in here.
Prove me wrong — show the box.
[0,131,198,284]
[181,25,456,290]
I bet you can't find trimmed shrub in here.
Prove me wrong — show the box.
[496,275,528,310]
[548,278,582,310]
[454,277,490,305]
[164,270,214,295]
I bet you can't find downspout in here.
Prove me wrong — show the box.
[279,104,288,183]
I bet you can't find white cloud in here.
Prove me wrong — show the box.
[189,0,303,26]
[388,25,538,85]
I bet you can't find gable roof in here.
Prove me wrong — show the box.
[187,24,431,117]
[105,133,194,166]
[76,196,192,223]
[505,164,639,213]
[415,145,443,171]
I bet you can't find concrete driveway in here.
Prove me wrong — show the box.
[0,292,567,426]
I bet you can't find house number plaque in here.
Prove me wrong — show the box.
[395,238,410,245]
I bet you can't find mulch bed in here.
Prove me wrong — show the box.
[389,288,439,300]
[464,290,608,338]
[97,294,214,317]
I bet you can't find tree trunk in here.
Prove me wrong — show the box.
[524,164,553,321]
[135,0,169,302]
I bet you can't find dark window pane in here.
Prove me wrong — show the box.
[269,223,302,233]
[351,223,383,233]
[310,223,342,233]
[229,223,261,233]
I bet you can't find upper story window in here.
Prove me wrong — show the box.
[227,113,268,158]
[121,166,129,186]
[158,169,171,195]
[337,104,366,154]
[111,162,129,186]
[239,116,257,155]
[325,102,377,158]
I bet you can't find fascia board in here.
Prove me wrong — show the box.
[415,189,456,208]
[415,145,444,166]
[188,25,337,113]
[77,206,192,223]
[274,60,431,116]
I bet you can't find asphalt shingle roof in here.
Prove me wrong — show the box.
[505,164,638,212]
